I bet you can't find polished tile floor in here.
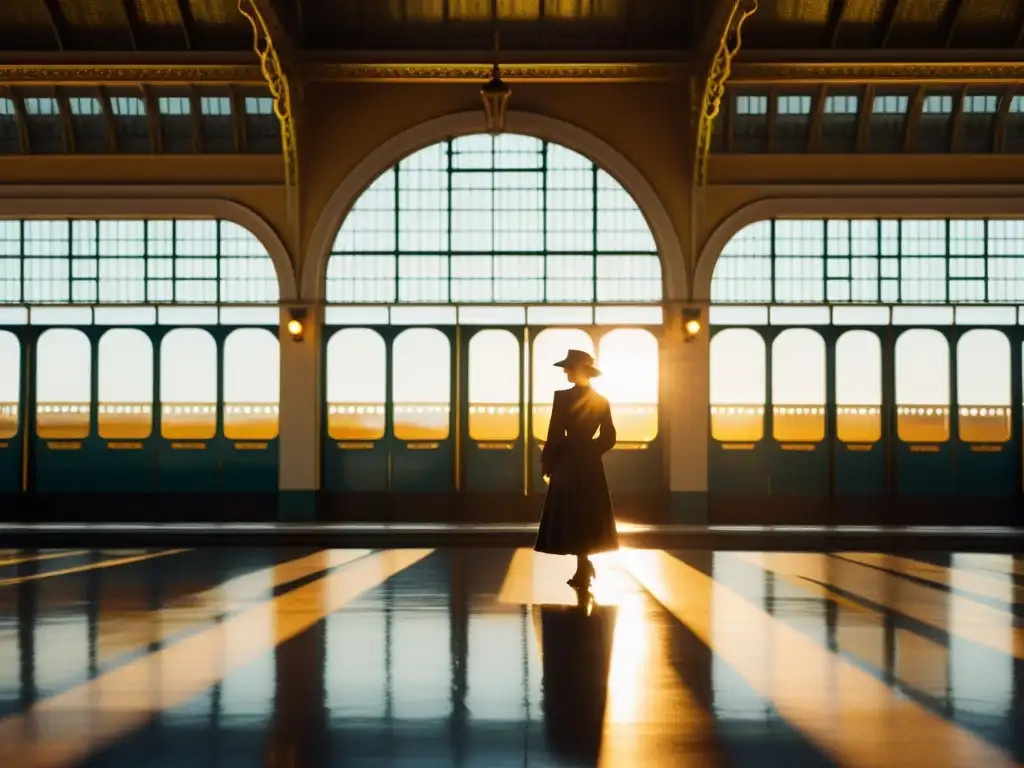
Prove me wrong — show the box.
[0,546,1021,767]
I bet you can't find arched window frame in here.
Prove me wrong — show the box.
[711,218,1024,305]
[0,218,279,305]
[325,134,663,305]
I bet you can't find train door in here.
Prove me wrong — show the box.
[893,326,956,497]
[832,327,887,503]
[323,323,456,516]
[0,327,23,500]
[954,327,1016,500]
[709,326,769,506]
[459,326,526,497]
[768,326,829,501]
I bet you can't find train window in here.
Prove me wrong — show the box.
[596,329,659,442]
[532,329,594,441]
[36,328,91,439]
[0,331,18,438]
[957,330,1010,443]
[468,330,520,442]
[224,329,280,441]
[160,329,216,440]
[98,329,153,440]
[836,331,882,443]
[326,329,386,441]
[393,328,450,441]
[772,329,826,442]
[710,329,765,442]
[895,329,950,443]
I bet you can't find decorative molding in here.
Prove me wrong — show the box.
[7,59,1023,87]
[0,64,264,84]
[304,62,686,82]
[0,61,686,85]
[730,60,1024,84]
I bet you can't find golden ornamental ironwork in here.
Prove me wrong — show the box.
[695,0,759,188]
[238,0,296,189]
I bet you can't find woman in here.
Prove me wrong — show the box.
[534,349,619,590]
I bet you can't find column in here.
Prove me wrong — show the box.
[664,304,711,523]
[277,305,323,521]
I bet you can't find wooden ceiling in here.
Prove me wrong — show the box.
[0,0,1020,53]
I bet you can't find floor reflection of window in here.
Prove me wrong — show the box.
[710,553,769,722]
[219,602,275,727]
[948,554,1013,719]
[325,607,386,720]
[466,611,524,720]
[33,581,89,697]
[391,610,450,719]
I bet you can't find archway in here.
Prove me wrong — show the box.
[311,120,676,521]
[302,110,685,302]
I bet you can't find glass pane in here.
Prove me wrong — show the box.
[326,329,386,440]
[836,331,882,443]
[772,329,826,442]
[896,329,950,443]
[224,328,280,440]
[710,329,765,442]
[595,328,659,442]
[531,328,593,441]
[393,328,450,441]
[98,329,153,440]
[957,330,1010,443]
[36,328,91,439]
[326,138,662,305]
[468,330,520,442]
[160,329,216,440]
[0,331,19,438]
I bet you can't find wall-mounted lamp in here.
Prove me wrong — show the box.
[683,307,702,342]
[287,308,307,342]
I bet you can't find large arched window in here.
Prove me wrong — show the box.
[326,134,662,304]
[0,219,279,305]
[711,218,1024,305]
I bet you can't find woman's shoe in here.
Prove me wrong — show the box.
[567,559,596,590]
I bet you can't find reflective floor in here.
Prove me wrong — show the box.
[0,546,1021,767]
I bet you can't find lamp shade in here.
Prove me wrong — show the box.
[481,65,511,134]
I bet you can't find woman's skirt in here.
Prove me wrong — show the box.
[534,454,619,556]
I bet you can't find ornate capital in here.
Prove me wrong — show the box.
[238,0,297,189]
[695,0,759,188]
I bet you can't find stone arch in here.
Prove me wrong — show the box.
[0,190,298,301]
[693,189,1024,301]
[302,109,686,302]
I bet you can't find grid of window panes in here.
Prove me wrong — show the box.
[0,219,278,304]
[711,219,1024,304]
[326,134,662,304]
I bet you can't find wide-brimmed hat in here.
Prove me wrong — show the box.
[553,349,602,377]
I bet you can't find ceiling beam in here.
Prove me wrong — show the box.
[822,0,848,49]
[939,0,966,48]
[1,86,31,153]
[120,0,141,51]
[878,0,902,48]
[173,0,197,50]
[39,0,70,51]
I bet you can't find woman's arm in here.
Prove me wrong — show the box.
[593,399,617,454]
[541,392,566,476]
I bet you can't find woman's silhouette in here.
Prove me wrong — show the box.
[534,349,619,589]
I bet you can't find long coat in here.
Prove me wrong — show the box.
[534,385,619,556]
